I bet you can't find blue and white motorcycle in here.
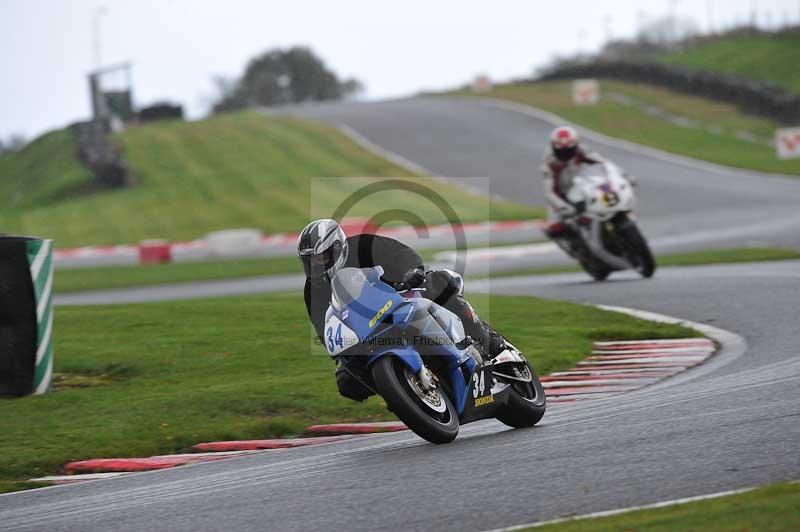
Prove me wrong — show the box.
[323,266,546,444]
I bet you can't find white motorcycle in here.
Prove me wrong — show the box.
[553,161,656,281]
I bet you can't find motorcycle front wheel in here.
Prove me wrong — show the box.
[371,356,459,444]
[563,234,612,281]
[617,220,656,278]
[579,259,612,281]
[496,362,547,428]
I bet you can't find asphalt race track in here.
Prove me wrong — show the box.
[6,97,800,531]
[280,97,800,252]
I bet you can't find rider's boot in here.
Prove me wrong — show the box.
[335,361,373,402]
[544,221,569,240]
[545,221,581,257]
[426,269,510,362]
[483,320,515,360]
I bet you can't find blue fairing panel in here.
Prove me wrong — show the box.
[330,267,482,415]
[366,347,423,374]
[449,357,477,413]
[335,269,404,339]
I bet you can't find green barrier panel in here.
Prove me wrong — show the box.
[0,236,54,397]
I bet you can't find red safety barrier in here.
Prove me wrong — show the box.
[305,422,408,435]
[138,240,172,264]
[193,435,355,452]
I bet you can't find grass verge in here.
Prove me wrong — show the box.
[0,129,90,210]
[451,80,800,175]
[0,111,541,247]
[54,246,800,293]
[658,33,800,94]
[55,256,301,293]
[527,481,800,532]
[0,292,696,491]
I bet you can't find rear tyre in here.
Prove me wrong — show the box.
[618,221,656,278]
[496,363,547,428]
[371,356,459,444]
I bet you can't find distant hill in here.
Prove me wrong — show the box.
[0,112,538,247]
[0,128,90,210]
[658,32,800,94]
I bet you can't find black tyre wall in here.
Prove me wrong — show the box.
[0,238,38,397]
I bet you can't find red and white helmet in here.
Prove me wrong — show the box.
[550,126,579,162]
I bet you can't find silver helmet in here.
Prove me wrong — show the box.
[297,219,348,284]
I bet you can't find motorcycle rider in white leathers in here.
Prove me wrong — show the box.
[541,126,635,241]
[541,126,602,238]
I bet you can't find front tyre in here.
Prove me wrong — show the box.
[617,220,656,278]
[371,356,459,444]
[567,233,612,281]
[496,363,546,428]
[579,259,612,281]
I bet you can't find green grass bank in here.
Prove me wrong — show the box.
[0,292,697,492]
[0,112,540,247]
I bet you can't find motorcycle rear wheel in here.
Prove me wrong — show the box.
[496,363,547,428]
[579,259,612,281]
[371,356,459,444]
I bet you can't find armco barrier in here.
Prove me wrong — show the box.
[537,61,800,125]
[0,236,54,397]
[204,229,264,258]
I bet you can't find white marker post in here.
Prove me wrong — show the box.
[775,127,800,159]
[572,79,599,106]
[472,74,492,94]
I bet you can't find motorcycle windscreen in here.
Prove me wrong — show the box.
[330,267,371,311]
[578,164,608,179]
[331,267,401,334]
[567,165,608,202]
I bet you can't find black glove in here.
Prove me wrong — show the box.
[394,267,425,291]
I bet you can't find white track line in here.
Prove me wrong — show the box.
[336,122,512,201]
[337,123,437,177]
[483,486,757,531]
[547,368,673,376]
[30,473,132,483]
[594,338,712,346]
[434,243,558,262]
[542,379,655,387]
[596,305,747,391]
[592,348,714,355]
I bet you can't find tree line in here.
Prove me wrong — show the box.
[212,46,362,113]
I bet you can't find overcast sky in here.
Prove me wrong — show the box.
[2,0,798,140]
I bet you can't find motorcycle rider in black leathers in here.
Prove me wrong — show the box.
[298,219,507,401]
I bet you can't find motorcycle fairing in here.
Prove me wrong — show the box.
[326,267,483,415]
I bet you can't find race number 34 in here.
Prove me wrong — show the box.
[326,323,343,352]
[472,371,485,398]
